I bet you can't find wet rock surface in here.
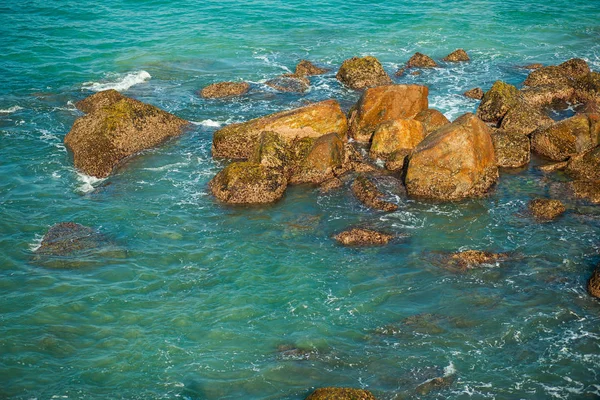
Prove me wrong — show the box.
[336,56,392,90]
[528,198,566,220]
[295,60,329,77]
[36,222,104,257]
[443,49,470,62]
[476,81,522,124]
[352,175,398,211]
[305,387,377,400]
[265,74,310,93]
[588,266,600,298]
[333,228,394,246]
[199,81,250,98]
[464,87,484,100]
[491,129,530,168]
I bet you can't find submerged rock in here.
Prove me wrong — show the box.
[443,49,470,62]
[528,198,565,220]
[415,375,456,396]
[464,87,484,100]
[369,119,425,160]
[336,56,392,90]
[352,175,398,212]
[491,130,530,168]
[319,177,343,193]
[36,223,103,257]
[348,84,429,142]
[212,100,347,159]
[530,113,600,161]
[265,74,310,93]
[405,113,498,200]
[406,52,438,68]
[499,103,554,136]
[524,58,590,87]
[413,109,450,136]
[208,161,287,204]
[476,81,522,125]
[522,63,544,70]
[588,266,600,298]
[65,91,188,178]
[305,387,376,400]
[538,161,568,173]
[445,250,506,272]
[199,81,250,98]
[295,60,329,77]
[334,228,393,246]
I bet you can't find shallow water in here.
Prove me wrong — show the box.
[1,1,600,399]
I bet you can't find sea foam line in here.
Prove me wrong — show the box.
[0,105,23,114]
[75,171,106,194]
[82,71,151,92]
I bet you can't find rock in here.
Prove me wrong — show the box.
[290,133,345,185]
[410,70,422,76]
[476,81,522,124]
[491,130,530,168]
[208,162,287,204]
[499,103,554,135]
[574,72,600,104]
[334,228,393,246]
[199,82,250,99]
[566,147,600,181]
[336,56,392,90]
[394,68,405,77]
[212,100,348,159]
[384,151,408,171]
[538,161,568,173]
[415,376,456,396]
[348,84,429,142]
[295,60,328,77]
[369,119,425,160]
[464,87,484,100]
[265,74,310,93]
[443,49,470,62]
[75,89,125,114]
[569,181,600,204]
[413,109,450,135]
[588,266,600,298]
[352,175,398,211]
[305,387,376,400]
[520,85,576,108]
[446,250,506,272]
[575,100,600,115]
[406,52,438,68]
[528,198,565,220]
[522,63,544,70]
[405,113,498,200]
[530,114,600,161]
[65,92,188,178]
[250,131,289,170]
[319,177,343,193]
[524,58,590,87]
[35,223,103,257]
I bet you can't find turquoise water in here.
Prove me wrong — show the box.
[1,1,600,398]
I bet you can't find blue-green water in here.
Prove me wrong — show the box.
[1,1,600,399]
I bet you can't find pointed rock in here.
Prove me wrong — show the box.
[443,49,470,62]
[406,52,438,68]
[295,60,328,77]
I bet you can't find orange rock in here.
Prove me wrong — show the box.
[348,84,428,142]
[369,119,425,160]
[290,133,345,184]
[199,81,250,98]
[405,113,498,200]
[212,100,348,159]
[414,109,450,135]
[336,56,392,90]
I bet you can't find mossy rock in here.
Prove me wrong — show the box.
[491,129,530,168]
[566,146,600,181]
[476,81,522,124]
[336,56,392,90]
[250,131,290,170]
[524,58,590,87]
[500,103,553,136]
[531,114,599,161]
[200,81,250,98]
[290,133,344,184]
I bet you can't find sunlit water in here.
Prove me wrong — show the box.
[1,1,600,399]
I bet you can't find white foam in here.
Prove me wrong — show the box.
[82,71,151,92]
[443,361,457,376]
[75,171,106,194]
[29,234,43,252]
[0,105,23,114]
[190,119,224,128]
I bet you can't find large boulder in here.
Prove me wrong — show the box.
[491,129,530,168]
[588,266,600,299]
[336,56,392,90]
[208,161,287,204]
[528,198,565,221]
[443,49,470,62]
[523,58,590,87]
[369,119,425,160]
[75,89,124,113]
[405,113,498,200]
[352,175,398,211]
[334,228,393,246]
[530,114,600,161]
[574,72,600,104]
[406,52,438,68]
[413,109,450,136]
[565,146,600,181]
[65,92,188,178]
[200,82,250,98]
[265,74,310,93]
[476,81,522,125]
[295,60,328,77]
[250,131,290,170]
[570,181,600,204]
[520,84,576,108]
[289,133,345,184]
[305,387,376,400]
[348,84,428,142]
[499,103,554,136]
[212,100,348,159]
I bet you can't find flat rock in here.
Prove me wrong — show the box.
[306,387,377,400]
[443,49,470,62]
[295,60,328,77]
[528,198,565,220]
[336,56,392,90]
[406,52,438,68]
[200,82,250,98]
[265,74,310,93]
[352,175,398,211]
[405,113,498,200]
[369,119,425,160]
[476,81,522,125]
[491,129,530,168]
[464,87,484,100]
[444,250,506,273]
[334,228,393,246]
[348,84,428,142]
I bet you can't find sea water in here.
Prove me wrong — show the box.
[1,1,599,399]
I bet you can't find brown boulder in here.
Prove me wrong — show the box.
[406,52,438,68]
[520,84,576,108]
[538,161,568,173]
[305,387,376,400]
[414,109,450,135]
[336,56,392,90]
[566,146,600,181]
[569,181,600,204]
[212,100,348,159]
[200,82,250,99]
[443,49,470,62]
[295,60,328,77]
[265,74,310,93]
[491,130,530,168]
[445,250,506,272]
[574,72,600,104]
[208,161,287,204]
[524,58,590,87]
[334,228,393,246]
[528,198,565,220]
[65,92,188,178]
[464,87,484,100]
[588,266,600,298]
[405,113,498,200]
[319,177,343,193]
[476,81,522,124]
[290,133,345,184]
[348,84,429,142]
[384,151,408,171]
[75,89,125,114]
[250,131,290,170]
[369,119,425,160]
[522,63,543,70]
[352,175,398,211]
[530,114,600,161]
[499,103,554,135]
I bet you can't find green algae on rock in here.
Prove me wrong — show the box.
[336,56,392,90]
[476,81,522,124]
[289,133,345,185]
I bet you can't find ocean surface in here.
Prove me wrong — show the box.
[1,1,600,399]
